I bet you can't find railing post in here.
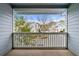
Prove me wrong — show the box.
[12,33,14,49]
[66,33,68,49]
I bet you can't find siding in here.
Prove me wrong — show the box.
[0,4,12,55]
[68,4,79,55]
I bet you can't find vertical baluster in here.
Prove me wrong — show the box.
[17,33,20,47]
[24,33,25,47]
[63,34,65,48]
[56,34,58,48]
[21,33,22,47]
[46,34,49,47]
[52,34,53,47]
[53,34,54,47]
[45,33,46,48]
[46,33,47,47]
[22,33,24,47]
[32,33,35,48]
[25,33,27,47]
[22,33,23,47]
[51,34,52,47]
[45,33,46,47]
[47,33,50,47]
[36,25,37,47]
[50,34,53,47]
[29,33,30,48]
[26,33,27,48]
[65,34,66,48]
[33,33,34,48]
[54,34,56,47]
[20,33,22,47]
[28,33,29,48]
[31,33,33,48]
[53,34,55,47]
[60,34,62,48]
[42,33,43,47]
[41,33,42,48]
[27,33,28,48]
[19,33,21,47]
[39,33,40,47]
[50,33,51,47]
[49,33,51,47]
[39,33,40,48]
[28,33,29,47]
[43,33,47,47]
[58,34,60,47]
[17,33,18,47]
[14,33,15,48]
[43,33,44,48]
[48,33,49,47]
[44,33,45,47]
[51,34,53,47]
[63,34,67,47]
[47,33,48,47]
[14,33,16,48]
[55,34,57,48]
[27,33,29,48]
[34,33,35,48]
[66,34,67,48]
[36,33,37,48]
[61,34,64,48]
[61,34,63,48]
[21,33,22,48]
[56,34,58,47]
[34,33,36,48]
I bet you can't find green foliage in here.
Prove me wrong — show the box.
[15,16,36,45]
[15,16,31,32]
[60,29,65,32]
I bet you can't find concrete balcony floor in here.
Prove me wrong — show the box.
[6,49,75,56]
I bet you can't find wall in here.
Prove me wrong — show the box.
[68,4,79,55]
[0,4,12,55]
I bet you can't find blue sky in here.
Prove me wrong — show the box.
[16,14,65,23]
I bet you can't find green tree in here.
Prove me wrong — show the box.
[59,20,65,32]
[15,16,36,45]
[15,16,31,32]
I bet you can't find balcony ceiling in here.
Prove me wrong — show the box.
[10,3,70,8]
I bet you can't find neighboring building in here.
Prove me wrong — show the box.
[29,22,40,32]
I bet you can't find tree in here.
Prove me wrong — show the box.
[15,16,36,45]
[15,16,31,32]
[59,20,65,32]
[37,15,50,32]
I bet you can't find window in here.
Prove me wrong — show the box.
[13,8,67,33]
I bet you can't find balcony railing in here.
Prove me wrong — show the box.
[12,33,68,48]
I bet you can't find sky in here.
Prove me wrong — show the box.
[16,14,66,24]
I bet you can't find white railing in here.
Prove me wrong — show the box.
[12,33,68,48]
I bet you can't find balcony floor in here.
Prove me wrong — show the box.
[6,49,75,56]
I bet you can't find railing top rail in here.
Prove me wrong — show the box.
[13,32,68,34]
